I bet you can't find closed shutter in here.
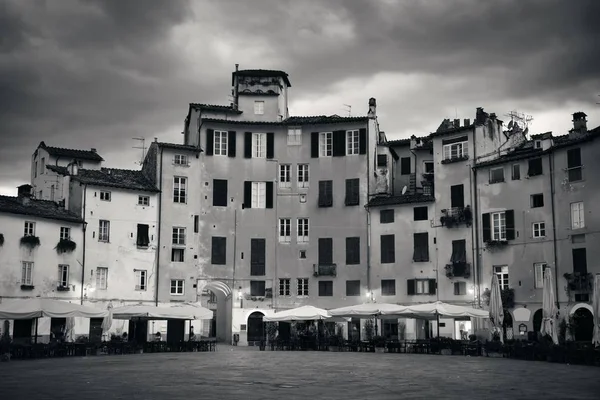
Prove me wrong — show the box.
[213,179,228,207]
[380,234,395,264]
[318,238,333,264]
[400,157,411,175]
[412,232,429,262]
[428,279,437,295]
[243,181,252,209]
[333,130,346,157]
[266,132,275,159]
[311,132,319,158]
[136,224,149,247]
[251,239,266,276]
[450,184,464,208]
[265,182,274,209]
[505,210,515,240]
[244,132,252,158]
[345,178,359,206]
[345,237,360,265]
[211,237,226,265]
[318,181,333,207]
[359,128,367,154]
[572,248,587,274]
[482,213,491,242]
[407,279,416,296]
[567,148,581,167]
[228,131,236,157]
[205,129,214,156]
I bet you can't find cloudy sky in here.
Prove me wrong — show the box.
[1,0,599,195]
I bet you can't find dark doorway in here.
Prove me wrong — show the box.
[503,311,514,341]
[383,320,399,340]
[247,312,264,343]
[89,318,103,343]
[573,308,593,342]
[167,320,185,345]
[210,316,217,337]
[278,322,291,341]
[348,318,361,341]
[128,320,148,343]
[13,319,33,340]
[50,317,66,342]
[532,309,543,333]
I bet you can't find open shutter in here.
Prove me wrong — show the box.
[482,213,491,242]
[505,209,515,240]
[359,128,367,154]
[243,181,252,209]
[311,132,319,158]
[244,132,252,158]
[228,131,236,157]
[266,132,275,159]
[428,279,437,295]
[407,279,415,295]
[333,130,346,157]
[205,129,214,156]
[265,182,274,209]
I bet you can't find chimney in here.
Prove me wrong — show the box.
[17,184,33,205]
[464,118,470,126]
[572,112,587,133]
[68,160,78,176]
[475,107,487,125]
[368,98,377,119]
[233,63,240,110]
[91,148,97,153]
[490,113,497,120]
[453,119,460,128]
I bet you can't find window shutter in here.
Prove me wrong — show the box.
[265,182,274,209]
[251,238,266,276]
[428,279,437,295]
[311,132,319,158]
[454,282,460,296]
[505,210,515,240]
[407,279,415,296]
[228,131,236,157]
[572,248,587,274]
[266,132,275,159]
[243,181,251,209]
[567,148,581,168]
[244,132,252,158]
[400,157,411,175]
[333,130,345,157]
[345,178,359,206]
[359,128,367,154]
[482,213,491,242]
[213,179,228,207]
[345,237,360,265]
[137,224,149,247]
[450,184,464,208]
[450,240,467,264]
[205,129,214,156]
[318,238,333,264]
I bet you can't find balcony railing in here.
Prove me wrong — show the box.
[445,262,471,279]
[313,264,337,277]
[440,206,472,228]
[564,272,593,293]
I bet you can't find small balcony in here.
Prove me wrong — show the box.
[313,264,337,277]
[440,206,473,228]
[564,272,593,293]
[445,262,471,279]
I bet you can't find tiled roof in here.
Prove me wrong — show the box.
[157,142,202,152]
[530,132,552,140]
[0,196,83,223]
[190,104,243,114]
[47,166,159,192]
[366,194,435,207]
[202,115,368,126]
[430,124,475,138]
[386,138,410,146]
[39,141,104,162]
[232,69,291,87]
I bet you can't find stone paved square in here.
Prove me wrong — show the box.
[1,347,599,400]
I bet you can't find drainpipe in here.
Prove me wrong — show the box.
[366,123,372,296]
[470,126,481,308]
[548,152,560,311]
[80,184,88,305]
[155,147,164,306]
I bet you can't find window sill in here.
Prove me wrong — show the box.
[278,240,291,244]
[318,204,333,208]
[489,180,505,184]
[172,163,190,167]
[98,240,110,243]
[344,202,360,207]
[56,286,70,292]
[170,293,184,296]
[135,289,147,292]
[137,245,150,249]
[20,284,34,291]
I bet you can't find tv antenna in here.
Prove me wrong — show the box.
[132,137,146,166]
[505,110,533,131]
[343,104,352,117]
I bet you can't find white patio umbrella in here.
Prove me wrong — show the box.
[101,303,113,335]
[167,303,214,320]
[263,305,332,322]
[540,268,559,345]
[380,301,489,319]
[329,303,405,317]
[592,274,600,348]
[0,298,108,319]
[65,317,76,342]
[489,275,504,343]
[112,304,213,320]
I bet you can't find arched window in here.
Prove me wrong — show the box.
[532,309,543,332]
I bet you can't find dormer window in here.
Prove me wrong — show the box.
[535,141,542,149]
[254,101,265,115]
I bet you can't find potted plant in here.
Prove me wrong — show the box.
[55,239,77,254]
[20,235,40,249]
[265,322,278,351]
[373,335,386,353]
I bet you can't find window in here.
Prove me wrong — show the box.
[297,218,309,243]
[570,202,585,229]
[297,278,309,296]
[380,234,395,264]
[287,128,302,145]
[213,179,228,207]
[400,157,411,175]
[413,233,429,262]
[254,100,264,115]
[138,195,150,206]
[34,161,37,178]
[100,191,111,201]
[572,248,587,274]
[319,132,333,157]
[211,237,227,265]
[172,227,186,245]
[318,180,333,207]
[297,164,309,188]
[380,209,394,224]
[299,250,307,259]
[194,215,199,233]
[250,280,266,296]
[532,222,546,238]
[346,280,360,296]
[377,154,388,167]
[172,227,185,262]
[214,130,228,156]
[318,238,333,265]
[407,279,436,295]
[252,133,267,158]
[346,130,359,155]
[60,227,70,240]
[530,194,544,208]
[489,167,504,183]
[279,164,291,188]
[491,212,506,241]
[96,267,108,289]
[50,185,55,201]
[345,237,360,265]
[527,158,543,177]
[454,282,467,296]
[135,270,147,291]
[40,157,45,174]
[250,238,265,275]
[512,164,521,180]
[414,206,428,221]
[279,278,291,296]
[174,154,188,165]
[442,141,467,160]
[534,263,546,289]
[279,218,291,243]
[173,176,187,203]
[381,279,396,296]
[137,224,150,247]
[535,140,542,149]
[318,281,333,296]
[424,162,434,174]
[24,221,35,236]
[21,262,33,285]
[170,279,184,295]
[345,178,359,206]
[58,264,69,287]
[494,265,509,289]
[98,220,110,242]
[567,148,583,182]
[251,182,266,208]
[450,185,464,208]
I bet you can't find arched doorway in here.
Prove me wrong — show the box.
[502,310,514,341]
[198,280,232,343]
[572,308,593,342]
[247,312,265,344]
[532,309,543,333]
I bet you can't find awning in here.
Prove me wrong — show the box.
[380,301,489,320]
[263,305,333,322]
[111,304,213,320]
[0,298,108,319]
[329,303,406,318]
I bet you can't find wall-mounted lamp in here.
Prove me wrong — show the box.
[365,291,375,302]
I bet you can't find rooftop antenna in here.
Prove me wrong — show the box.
[343,104,351,117]
[132,137,146,166]
[504,110,533,131]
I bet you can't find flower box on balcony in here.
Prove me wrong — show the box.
[485,240,508,250]
[440,206,472,228]
[313,264,337,277]
[20,235,40,249]
[441,155,469,164]
[55,239,77,254]
[20,284,34,291]
[563,272,593,293]
[56,286,70,292]
[445,262,471,279]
